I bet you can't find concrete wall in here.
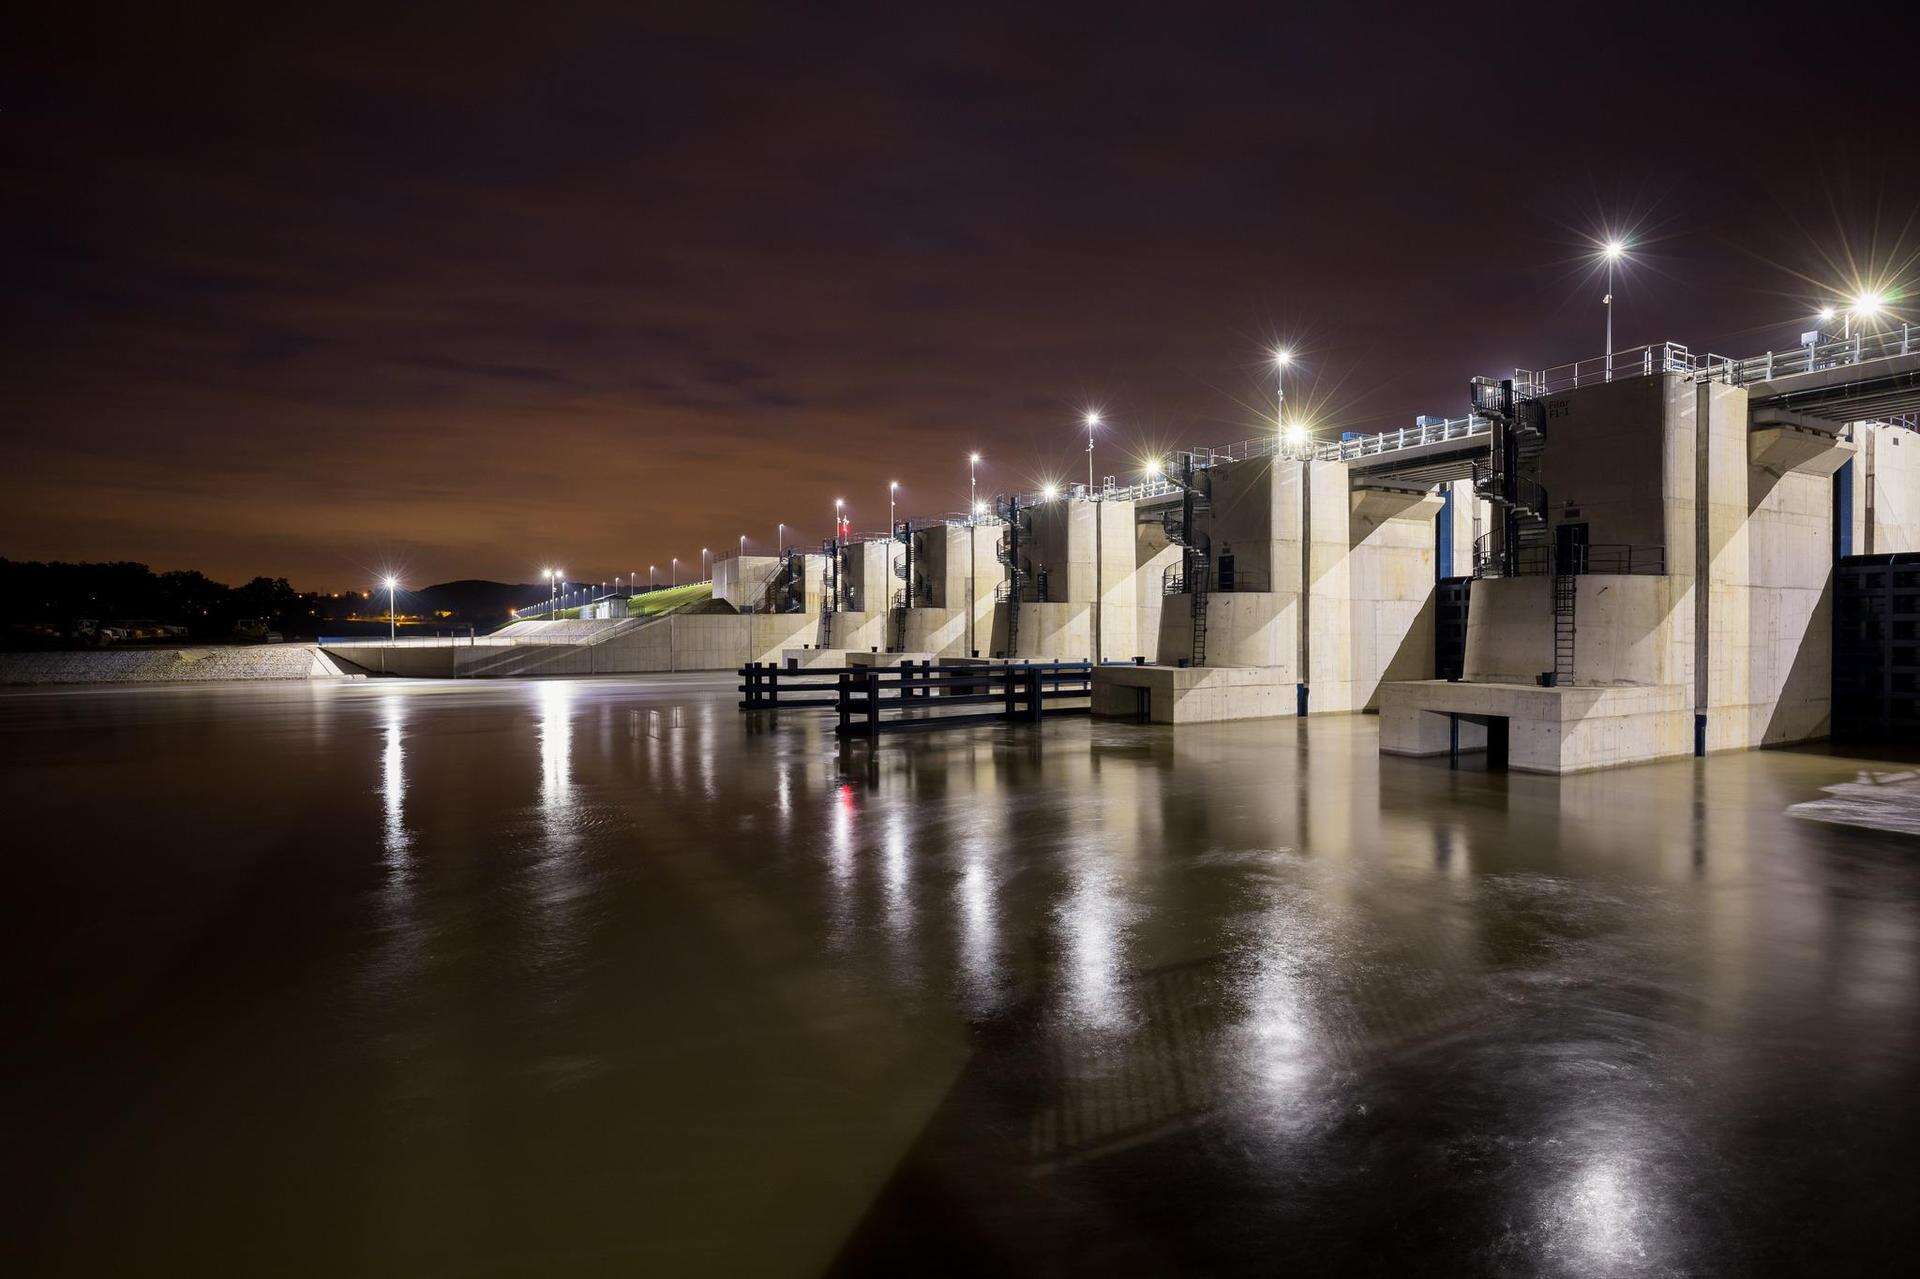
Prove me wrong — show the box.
[1465,575,1684,688]
[839,539,893,614]
[1152,457,1441,710]
[889,522,1002,657]
[713,554,780,611]
[1862,423,1920,553]
[1538,374,1689,554]
[0,644,364,685]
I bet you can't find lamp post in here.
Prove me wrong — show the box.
[889,480,898,533]
[1272,348,1292,432]
[648,564,656,591]
[969,453,981,515]
[834,497,844,541]
[739,533,747,559]
[777,522,785,554]
[701,546,709,579]
[671,557,678,586]
[544,568,557,618]
[384,577,398,640]
[1084,412,1100,495]
[1602,240,1626,378]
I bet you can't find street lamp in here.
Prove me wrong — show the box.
[1272,348,1292,430]
[1042,483,1060,502]
[834,498,845,542]
[671,557,678,586]
[739,533,747,559]
[1279,421,1315,462]
[648,564,656,590]
[969,453,980,514]
[1601,239,1627,378]
[1084,412,1100,495]
[777,522,785,554]
[889,480,898,532]
[701,546,710,579]
[544,568,557,618]
[383,577,398,640]
[1146,457,1163,478]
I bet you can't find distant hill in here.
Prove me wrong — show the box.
[412,579,549,623]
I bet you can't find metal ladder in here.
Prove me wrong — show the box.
[1190,563,1210,667]
[1551,573,1576,685]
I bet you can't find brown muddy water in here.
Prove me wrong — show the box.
[3,675,1917,1276]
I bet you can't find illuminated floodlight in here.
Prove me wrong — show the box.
[1145,458,1163,477]
[1854,291,1885,317]
[972,500,987,515]
[1819,307,1837,322]
[1042,483,1060,501]
[1278,422,1315,461]
[382,576,398,590]
[1084,411,1101,428]
[969,452,981,464]
[1272,347,1292,368]
[1602,239,1626,261]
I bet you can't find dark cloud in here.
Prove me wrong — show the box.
[2,0,1915,588]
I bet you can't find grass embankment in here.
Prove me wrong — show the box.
[627,582,714,617]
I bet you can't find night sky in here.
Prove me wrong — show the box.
[6,1,1916,590]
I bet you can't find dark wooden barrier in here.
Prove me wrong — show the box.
[831,661,1092,736]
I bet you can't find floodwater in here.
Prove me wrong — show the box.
[4,676,1918,1276]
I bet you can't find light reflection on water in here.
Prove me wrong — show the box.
[3,679,1917,1277]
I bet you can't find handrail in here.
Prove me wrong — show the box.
[1693,323,1920,390]
[1472,542,1667,580]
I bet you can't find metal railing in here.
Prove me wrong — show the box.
[1513,342,1695,397]
[1162,564,1271,594]
[1473,542,1667,580]
[1693,323,1920,388]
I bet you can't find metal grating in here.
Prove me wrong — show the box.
[1833,552,1920,743]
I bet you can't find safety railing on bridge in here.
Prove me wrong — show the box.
[1513,342,1696,397]
[1693,323,1920,389]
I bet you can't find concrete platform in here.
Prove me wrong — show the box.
[1091,664,1298,724]
[1379,679,1691,774]
[778,647,848,669]
[847,650,939,668]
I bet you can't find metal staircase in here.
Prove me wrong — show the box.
[889,521,912,652]
[776,547,805,613]
[1160,452,1214,665]
[994,496,1033,655]
[817,537,838,647]
[1468,378,1550,579]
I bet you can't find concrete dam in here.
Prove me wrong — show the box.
[323,328,1920,774]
